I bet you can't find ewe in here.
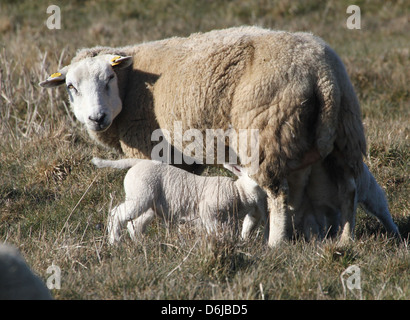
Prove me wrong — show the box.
[41,26,378,246]
[91,157,267,244]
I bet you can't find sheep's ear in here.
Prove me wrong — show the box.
[39,67,68,88]
[109,55,133,69]
[223,163,247,177]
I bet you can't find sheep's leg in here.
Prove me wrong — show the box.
[241,209,260,240]
[202,216,219,235]
[325,208,341,238]
[107,204,121,244]
[339,177,358,245]
[267,169,313,247]
[303,212,319,241]
[108,201,132,244]
[107,200,140,244]
[300,197,323,241]
[287,167,313,240]
[266,187,289,247]
[127,208,156,242]
[108,193,155,244]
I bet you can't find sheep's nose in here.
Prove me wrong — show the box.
[89,113,106,125]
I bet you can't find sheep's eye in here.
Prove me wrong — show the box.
[106,74,115,90]
[67,84,77,92]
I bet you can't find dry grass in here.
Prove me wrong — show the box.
[0,0,409,300]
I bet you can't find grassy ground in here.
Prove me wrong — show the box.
[0,0,408,300]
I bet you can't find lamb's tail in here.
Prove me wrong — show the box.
[91,157,144,170]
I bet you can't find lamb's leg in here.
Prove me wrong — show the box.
[108,201,137,244]
[241,209,260,240]
[108,199,151,244]
[200,212,219,235]
[127,208,156,242]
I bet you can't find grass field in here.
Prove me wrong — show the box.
[0,0,409,300]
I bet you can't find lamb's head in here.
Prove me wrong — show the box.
[223,163,266,201]
[40,54,133,132]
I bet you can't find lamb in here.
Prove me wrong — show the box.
[290,162,400,240]
[91,157,267,244]
[40,26,368,247]
[0,244,52,300]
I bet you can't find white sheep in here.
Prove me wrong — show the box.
[91,157,267,244]
[40,26,369,247]
[290,162,400,240]
[0,244,52,300]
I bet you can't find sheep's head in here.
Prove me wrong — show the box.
[224,163,260,190]
[40,54,133,132]
[224,163,266,201]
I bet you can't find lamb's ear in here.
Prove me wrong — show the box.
[39,66,68,88]
[223,163,247,177]
[109,55,133,69]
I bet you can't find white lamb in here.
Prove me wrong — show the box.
[91,157,267,244]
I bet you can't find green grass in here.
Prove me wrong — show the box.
[0,0,409,300]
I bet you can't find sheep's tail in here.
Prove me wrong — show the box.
[358,164,400,236]
[91,157,144,170]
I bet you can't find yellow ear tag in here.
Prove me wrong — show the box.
[50,72,62,78]
[110,56,122,66]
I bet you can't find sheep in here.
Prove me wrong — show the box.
[91,157,267,244]
[40,26,367,247]
[289,162,400,241]
[0,244,52,300]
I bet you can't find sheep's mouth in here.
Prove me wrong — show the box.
[87,121,112,132]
